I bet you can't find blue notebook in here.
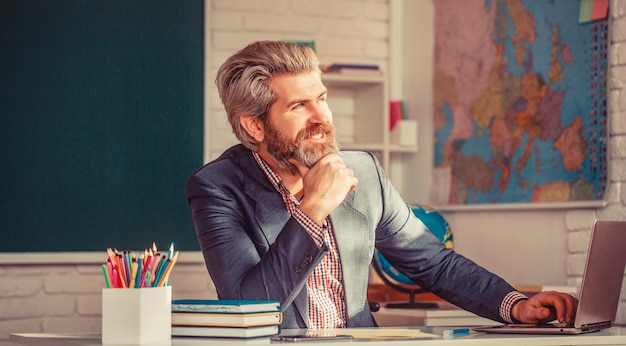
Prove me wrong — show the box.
[171,299,281,314]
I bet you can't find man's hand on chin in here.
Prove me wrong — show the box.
[289,154,358,225]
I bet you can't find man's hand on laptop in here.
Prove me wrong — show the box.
[512,291,579,325]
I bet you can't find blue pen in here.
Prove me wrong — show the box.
[135,257,143,288]
[442,328,471,338]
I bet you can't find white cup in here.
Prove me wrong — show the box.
[102,286,171,344]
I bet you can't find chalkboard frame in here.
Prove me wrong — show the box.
[0,0,205,252]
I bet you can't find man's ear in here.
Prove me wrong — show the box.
[240,114,264,142]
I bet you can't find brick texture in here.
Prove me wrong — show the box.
[564,0,626,325]
[0,261,215,342]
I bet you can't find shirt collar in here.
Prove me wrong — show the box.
[252,151,289,196]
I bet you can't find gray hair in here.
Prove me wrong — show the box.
[215,41,321,151]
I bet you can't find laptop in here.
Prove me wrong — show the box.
[474,220,626,335]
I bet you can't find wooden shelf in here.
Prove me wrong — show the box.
[322,73,418,197]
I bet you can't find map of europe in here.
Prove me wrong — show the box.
[433,0,608,205]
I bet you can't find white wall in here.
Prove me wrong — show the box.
[1,0,626,344]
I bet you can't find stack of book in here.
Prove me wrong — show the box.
[171,299,282,338]
[321,63,382,75]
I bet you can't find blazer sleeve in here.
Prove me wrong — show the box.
[185,154,324,325]
[364,153,516,323]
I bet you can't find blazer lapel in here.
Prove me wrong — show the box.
[240,151,291,240]
[330,195,372,323]
[241,151,310,327]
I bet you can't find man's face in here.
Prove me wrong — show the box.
[262,72,338,174]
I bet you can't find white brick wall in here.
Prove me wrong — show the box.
[607,0,626,325]
[207,0,392,161]
[564,0,626,326]
[0,259,215,344]
[1,1,625,344]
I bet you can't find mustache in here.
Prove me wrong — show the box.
[295,123,335,142]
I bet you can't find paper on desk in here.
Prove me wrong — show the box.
[308,328,438,339]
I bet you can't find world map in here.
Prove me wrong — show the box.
[432,0,608,205]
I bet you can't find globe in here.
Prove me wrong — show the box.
[372,204,453,309]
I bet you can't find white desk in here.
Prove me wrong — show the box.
[373,301,500,327]
[10,327,626,346]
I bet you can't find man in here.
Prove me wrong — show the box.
[186,40,577,329]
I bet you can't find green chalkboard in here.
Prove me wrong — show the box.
[0,0,204,252]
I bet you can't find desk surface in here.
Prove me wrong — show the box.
[373,301,500,327]
[10,326,626,346]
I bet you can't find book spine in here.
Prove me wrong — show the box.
[171,312,282,327]
[171,304,280,313]
[172,305,239,313]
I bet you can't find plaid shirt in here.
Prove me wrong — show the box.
[501,291,528,323]
[253,152,347,329]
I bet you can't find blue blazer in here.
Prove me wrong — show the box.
[186,144,516,328]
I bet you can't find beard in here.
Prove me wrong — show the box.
[263,121,339,175]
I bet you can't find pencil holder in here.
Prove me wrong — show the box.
[102,286,171,344]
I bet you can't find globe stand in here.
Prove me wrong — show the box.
[372,253,439,309]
